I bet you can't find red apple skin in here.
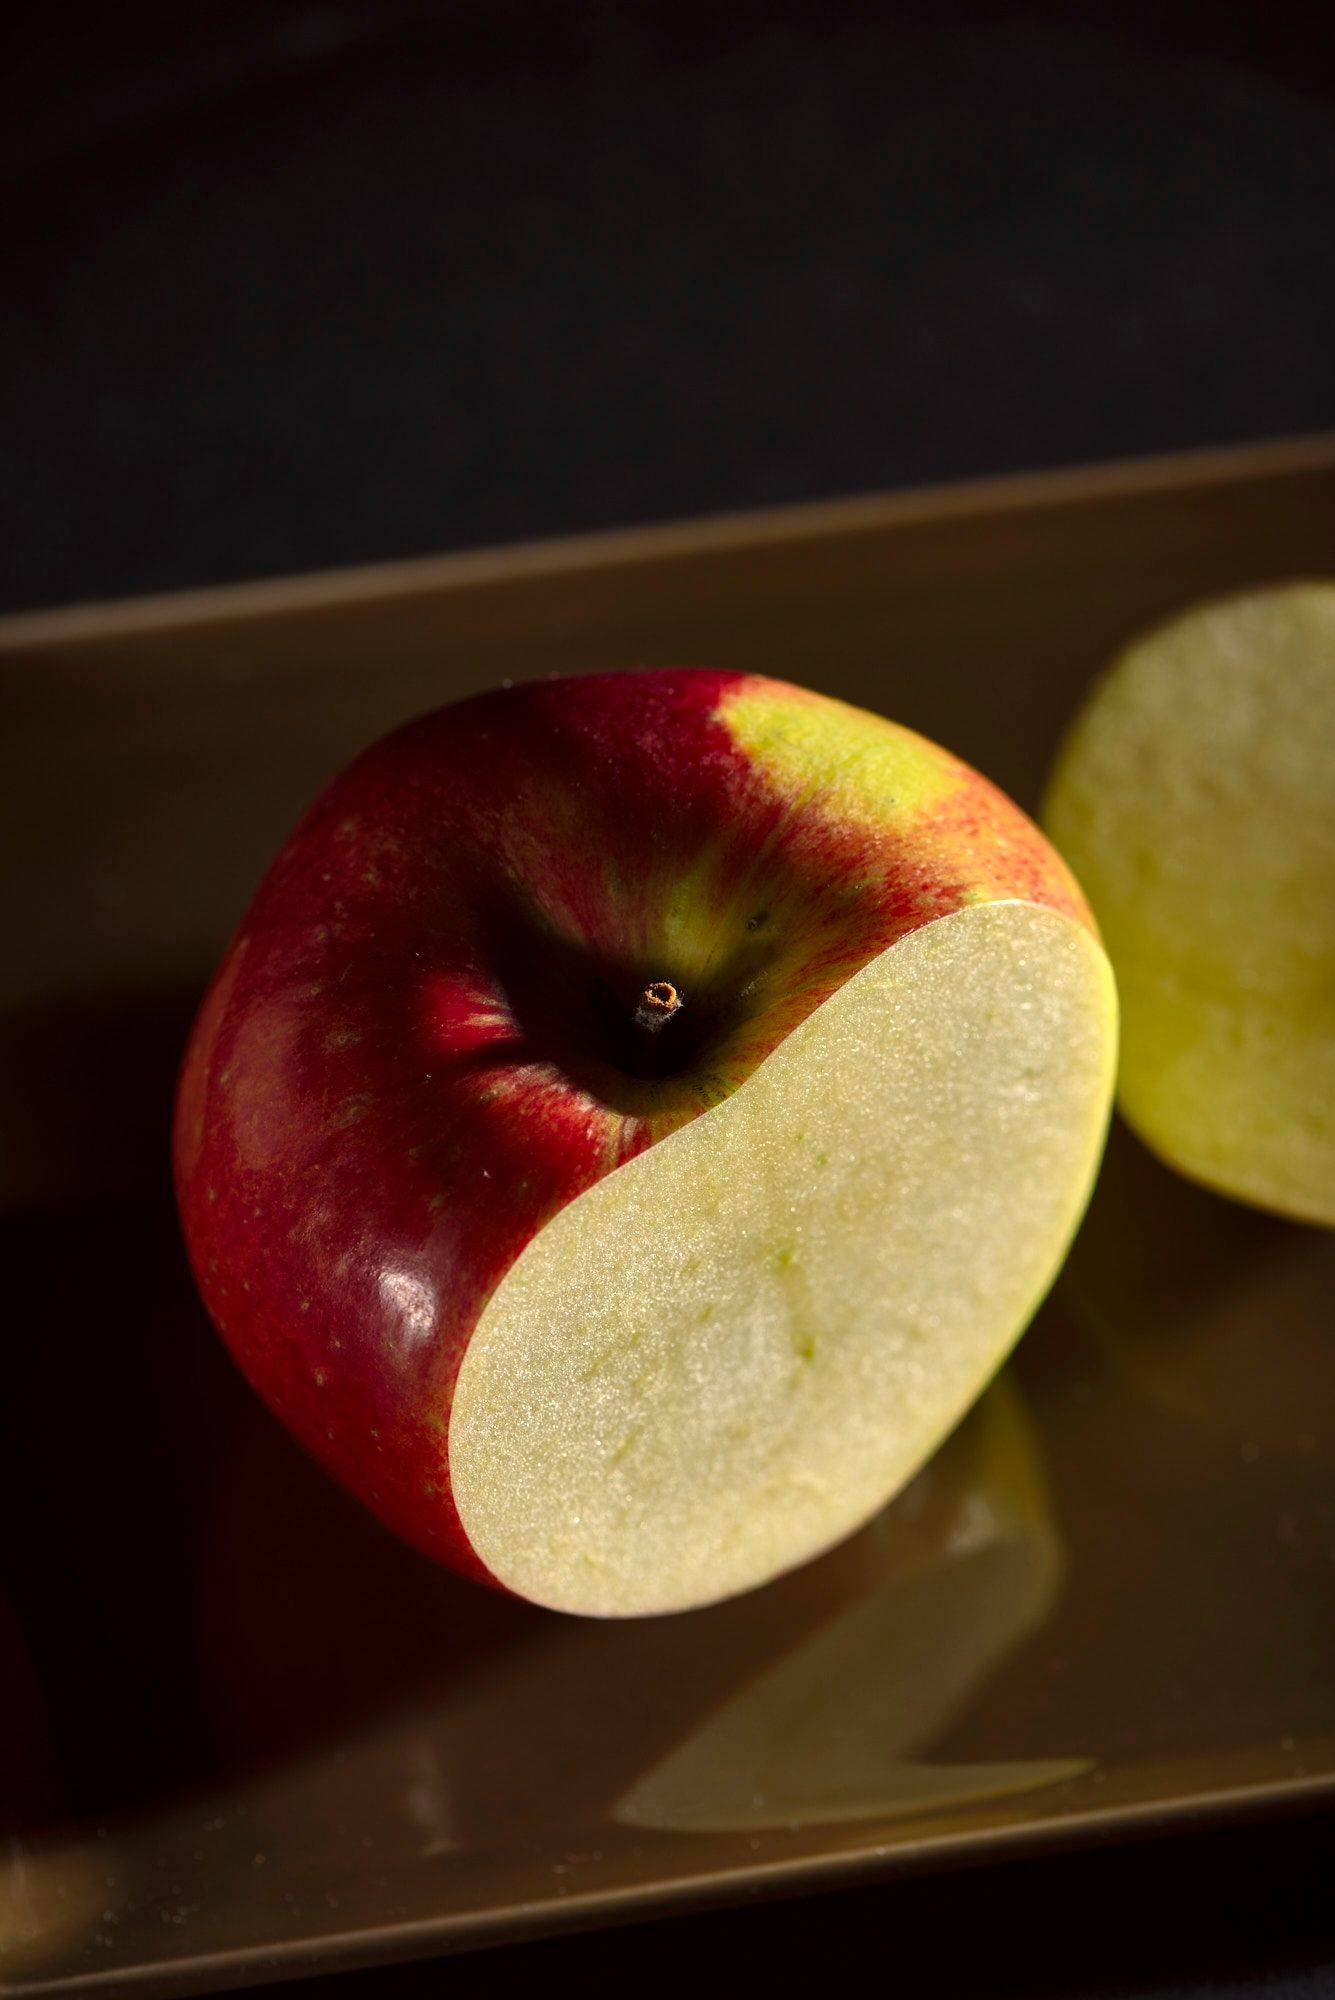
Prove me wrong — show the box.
[174,669,1087,1586]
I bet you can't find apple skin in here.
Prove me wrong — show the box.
[175,668,1090,1586]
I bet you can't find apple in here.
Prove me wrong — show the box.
[175,668,1116,1615]
[1043,582,1335,1227]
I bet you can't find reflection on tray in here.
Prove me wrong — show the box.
[617,1378,1084,1831]
[1060,1120,1335,1453]
[2,1377,1082,1986]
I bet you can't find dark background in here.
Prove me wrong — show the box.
[5,3,1334,1995]
[3,0,1334,614]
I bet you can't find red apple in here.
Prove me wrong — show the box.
[175,669,1116,1614]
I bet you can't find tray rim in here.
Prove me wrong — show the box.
[1,431,1332,649]
[13,1768,1335,1998]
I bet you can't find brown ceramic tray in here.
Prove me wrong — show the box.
[3,438,1334,1997]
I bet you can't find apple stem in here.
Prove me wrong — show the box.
[634,980,683,1035]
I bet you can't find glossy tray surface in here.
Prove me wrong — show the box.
[2,439,1334,1996]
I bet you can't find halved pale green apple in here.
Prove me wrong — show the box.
[1044,583,1335,1227]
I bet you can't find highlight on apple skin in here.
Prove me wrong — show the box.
[175,668,1117,1616]
[1043,582,1335,1229]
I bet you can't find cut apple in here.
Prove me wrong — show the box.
[452,901,1114,1614]
[176,668,1117,1612]
[1044,583,1335,1226]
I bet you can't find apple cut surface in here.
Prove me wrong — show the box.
[452,901,1113,1614]
[1044,583,1335,1226]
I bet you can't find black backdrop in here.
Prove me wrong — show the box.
[3,0,1334,612]
[4,5,1334,1995]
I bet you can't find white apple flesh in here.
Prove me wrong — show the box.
[453,902,1114,1613]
